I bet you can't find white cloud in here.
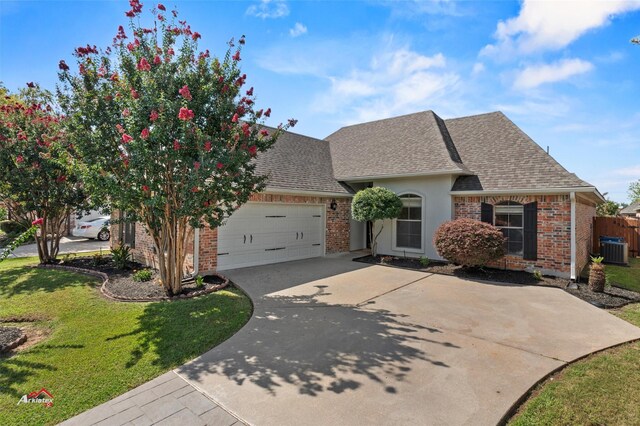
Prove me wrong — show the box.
[289,22,307,38]
[315,48,459,123]
[513,58,593,89]
[482,0,640,58]
[246,0,289,19]
[614,165,640,177]
[472,62,485,75]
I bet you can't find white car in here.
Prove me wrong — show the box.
[72,217,111,241]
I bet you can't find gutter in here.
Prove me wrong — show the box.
[339,169,473,182]
[449,187,601,197]
[264,187,353,198]
[570,192,577,281]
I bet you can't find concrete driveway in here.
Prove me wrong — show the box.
[10,236,109,258]
[176,254,640,425]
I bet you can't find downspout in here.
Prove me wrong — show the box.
[570,192,577,281]
[190,227,200,278]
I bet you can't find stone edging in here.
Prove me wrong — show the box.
[36,264,230,303]
[0,328,27,353]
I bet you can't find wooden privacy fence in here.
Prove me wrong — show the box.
[593,216,640,257]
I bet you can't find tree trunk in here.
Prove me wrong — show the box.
[152,218,192,296]
[371,222,383,257]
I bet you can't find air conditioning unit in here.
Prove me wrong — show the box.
[600,241,629,265]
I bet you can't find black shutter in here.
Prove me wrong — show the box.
[523,202,537,260]
[481,202,493,224]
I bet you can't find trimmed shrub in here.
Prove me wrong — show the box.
[0,220,27,235]
[132,269,153,282]
[433,218,506,268]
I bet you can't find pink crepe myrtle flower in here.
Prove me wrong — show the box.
[142,185,150,192]
[241,122,251,137]
[154,55,162,65]
[248,145,257,156]
[192,32,201,41]
[204,141,212,152]
[158,4,166,11]
[140,128,150,139]
[179,85,192,101]
[178,107,194,121]
[122,108,130,117]
[173,139,181,150]
[194,161,201,170]
[264,108,271,117]
[16,155,24,164]
[130,88,139,99]
[231,113,239,123]
[32,218,44,226]
[260,129,269,137]
[137,57,151,71]
[232,51,241,61]
[149,110,159,122]
[122,133,134,143]
[216,162,224,169]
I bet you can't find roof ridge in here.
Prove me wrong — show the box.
[444,111,504,122]
[430,112,465,168]
[324,110,435,138]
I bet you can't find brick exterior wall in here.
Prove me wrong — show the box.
[453,195,573,277]
[116,192,352,274]
[575,199,596,277]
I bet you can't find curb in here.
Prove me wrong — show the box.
[0,328,27,352]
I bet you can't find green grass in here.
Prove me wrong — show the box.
[509,303,640,425]
[606,257,640,293]
[0,256,251,426]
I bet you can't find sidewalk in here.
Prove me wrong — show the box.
[59,371,242,426]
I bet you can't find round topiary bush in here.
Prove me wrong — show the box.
[433,218,506,268]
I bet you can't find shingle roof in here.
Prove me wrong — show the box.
[254,128,351,195]
[325,111,470,180]
[620,202,640,215]
[446,112,594,191]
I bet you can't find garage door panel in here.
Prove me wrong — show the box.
[217,203,325,270]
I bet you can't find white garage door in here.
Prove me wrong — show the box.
[217,203,325,270]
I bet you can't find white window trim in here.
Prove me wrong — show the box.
[392,193,425,253]
[494,203,524,256]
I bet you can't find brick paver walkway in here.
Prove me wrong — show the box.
[60,371,243,426]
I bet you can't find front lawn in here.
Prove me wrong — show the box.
[606,257,640,293]
[0,256,251,426]
[509,303,640,425]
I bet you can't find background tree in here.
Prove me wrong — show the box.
[596,199,622,217]
[0,84,86,263]
[351,187,402,257]
[58,2,294,295]
[629,180,640,204]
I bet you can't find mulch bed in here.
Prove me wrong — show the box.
[52,256,230,302]
[355,255,640,308]
[0,326,27,352]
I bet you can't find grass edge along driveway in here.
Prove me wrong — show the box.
[509,302,640,425]
[0,256,251,426]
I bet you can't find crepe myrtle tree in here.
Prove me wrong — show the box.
[351,187,403,257]
[57,1,295,295]
[0,84,87,263]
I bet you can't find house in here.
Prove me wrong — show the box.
[115,110,603,280]
[620,202,640,218]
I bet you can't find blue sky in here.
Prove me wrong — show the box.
[1,0,639,202]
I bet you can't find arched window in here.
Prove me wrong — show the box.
[494,201,524,255]
[395,194,422,250]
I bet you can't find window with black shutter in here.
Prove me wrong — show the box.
[481,202,493,224]
[494,201,524,255]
